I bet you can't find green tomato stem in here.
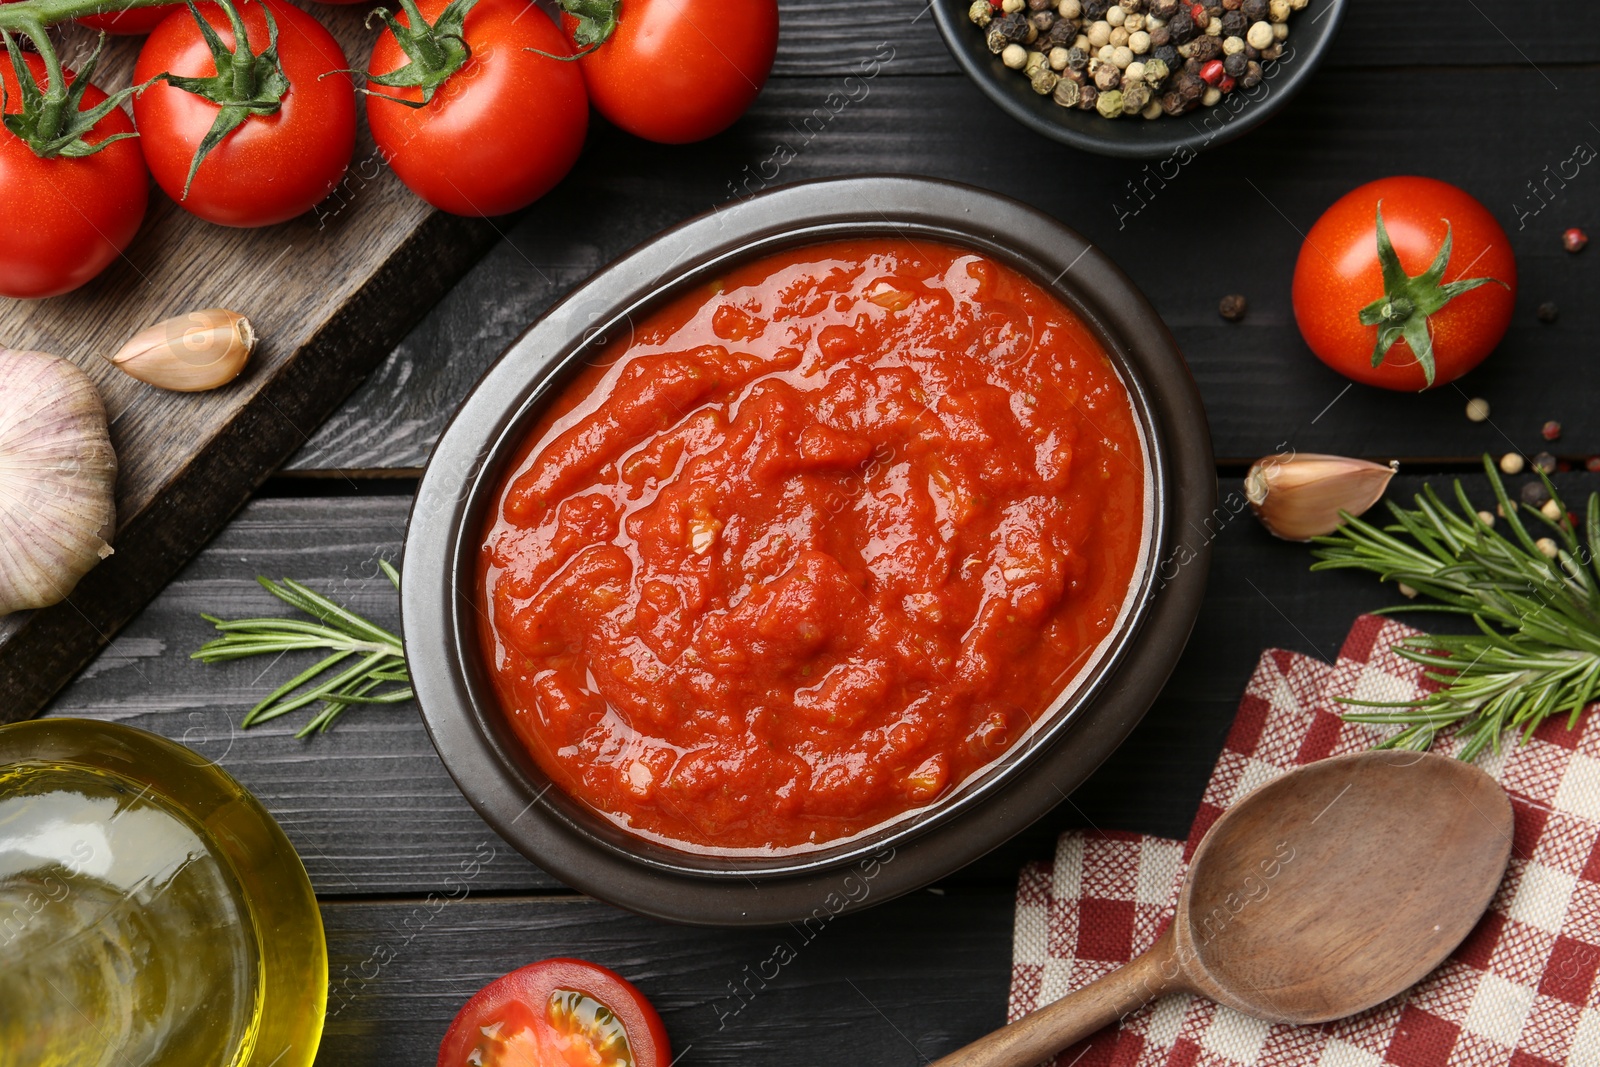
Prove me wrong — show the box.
[0,0,178,31]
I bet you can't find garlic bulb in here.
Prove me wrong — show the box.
[0,350,118,615]
[1246,453,1397,542]
[110,308,254,392]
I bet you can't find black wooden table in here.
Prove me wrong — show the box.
[44,2,1600,1062]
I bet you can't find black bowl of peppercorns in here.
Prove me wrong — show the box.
[933,0,1346,158]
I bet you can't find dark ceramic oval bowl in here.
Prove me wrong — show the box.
[931,0,1347,159]
[403,176,1215,925]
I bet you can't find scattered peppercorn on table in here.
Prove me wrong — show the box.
[32,0,1600,1062]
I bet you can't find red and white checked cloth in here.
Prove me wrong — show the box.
[1010,614,1600,1067]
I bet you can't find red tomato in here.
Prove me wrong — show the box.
[78,5,181,34]
[0,53,148,299]
[437,959,670,1067]
[366,0,587,216]
[132,0,356,227]
[1292,176,1517,391]
[565,0,779,144]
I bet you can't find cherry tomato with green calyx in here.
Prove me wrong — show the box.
[561,0,779,144]
[0,45,148,299]
[1292,176,1516,391]
[133,0,356,227]
[364,0,587,217]
[437,958,670,1067]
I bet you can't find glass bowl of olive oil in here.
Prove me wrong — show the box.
[0,718,326,1067]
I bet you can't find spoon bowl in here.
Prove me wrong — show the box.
[932,750,1514,1067]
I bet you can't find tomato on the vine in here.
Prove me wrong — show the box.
[563,0,779,145]
[364,0,587,217]
[132,0,356,227]
[1292,176,1517,391]
[437,958,670,1067]
[77,5,180,35]
[0,50,148,299]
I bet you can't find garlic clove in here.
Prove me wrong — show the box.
[0,349,118,616]
[1246,453,1398,542]
[110,308,255,393]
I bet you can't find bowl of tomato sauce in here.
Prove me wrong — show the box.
[404,176,1214,925]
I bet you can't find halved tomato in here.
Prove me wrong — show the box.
[437,958,670,1067]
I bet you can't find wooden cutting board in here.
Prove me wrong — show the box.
[0,13,497,723]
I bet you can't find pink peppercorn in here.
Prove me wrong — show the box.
[1200,59,1225,85]
[1219,74,1236,92]
[1564,228,1589,253]
[1542,420,1562,441]
[1190,2,1208,22]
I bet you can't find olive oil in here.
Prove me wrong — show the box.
[0,719,326,1067]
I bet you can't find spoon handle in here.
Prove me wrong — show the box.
[928,927,1180,1067]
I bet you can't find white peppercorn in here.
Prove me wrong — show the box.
[1201,85,1221,105]
[1267,0,1289,21]
[1125,59,1146,80]
[1222,34,1244,54]
[1142,97,1163,118]
[1105,4,1126,25]
[1002,0,1026,12]
[1246,20,1273,47]
[1109,25,1130,46]
[1272,20,1288,39]
[1465,397,1491,422]
[1205,15,1222,34]
[1087,19,1111,45]
[1111,44,1134,67]
[1058,0,1081,16]
[1126,13,1144,30]
[1129,29,1151,52]
[1541,499,1564,521]
[1050,45,1072,69]
[1074,32,1090,48]
[1002,42,1028,67]
[1097,43,1115,60]
[1537,537,1560,559]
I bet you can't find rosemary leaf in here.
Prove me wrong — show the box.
[1311,456,1600,759]
[194,563,409,736]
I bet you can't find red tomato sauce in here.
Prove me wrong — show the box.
[479,239,1148,851]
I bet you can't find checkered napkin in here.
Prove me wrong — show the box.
[1009,615,1600,1066]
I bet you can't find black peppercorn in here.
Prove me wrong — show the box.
[1029,0,1052,10]
[1223,51,1247,76]
[1260,42,1283,60]
[1149,24,1170,46]
[1048,19,1078,46]
[986,26,1009,52]
[1219,294,1247,321]
[1151,43,1180,67]
[1220,10,1247,35]
[1534,452,1558,474]
[997,12,1032,43]
[1161,89,1186,115]
[1537,301,1559,323]
[1031,11,1056,34]
[1067,45,1091,69]
[1175,70,1204,101]
[1167,8,1195,41]
[1243,44,1261,60]
[1192,35,1223,61]
[1083,0,1111,18]
[1150,0,1180,17]
[1095,63,1123,89]
[1078,84,1099,109]
[1242,0,1266,20]
[1521,481,1551,507]
[1241,59,1263,87]
[1182,55,1202,73]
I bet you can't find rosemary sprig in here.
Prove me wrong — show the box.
[1310,455,1600,760]
[193,560,411,738]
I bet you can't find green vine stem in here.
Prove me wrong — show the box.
[0,0,180,32]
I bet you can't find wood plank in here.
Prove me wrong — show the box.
[0,14,498,722]
[58,471,1586,896]
[316,890,1015,1065]
[290,67,1600,476]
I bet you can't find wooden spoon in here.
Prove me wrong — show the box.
[931,750,1513,1067]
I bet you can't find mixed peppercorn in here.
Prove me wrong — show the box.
[968,0,1307,120]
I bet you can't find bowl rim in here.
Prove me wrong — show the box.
[929,0,1348,159]
[403,175,1215,926]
